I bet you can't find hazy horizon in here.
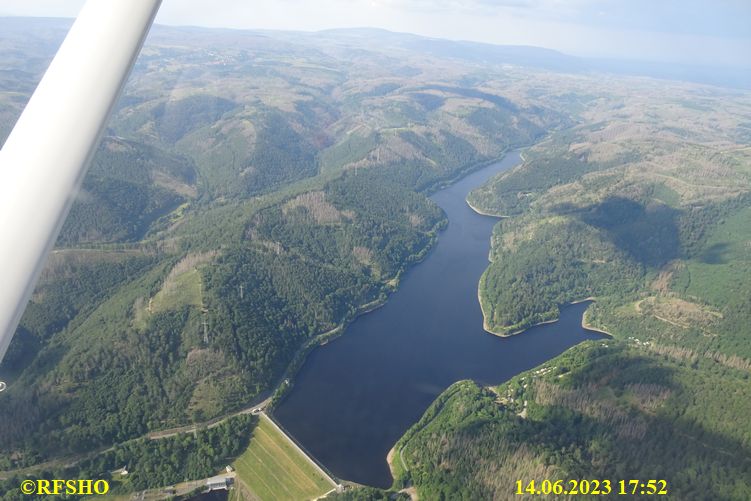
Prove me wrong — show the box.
[1,0,749,70]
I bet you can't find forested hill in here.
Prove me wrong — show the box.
[0,18,566,472]
[2,17,750,500]
[386,69,751,499]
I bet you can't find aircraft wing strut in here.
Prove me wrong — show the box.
[0,0,162,367]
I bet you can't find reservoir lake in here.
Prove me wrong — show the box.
[274,150,605,488]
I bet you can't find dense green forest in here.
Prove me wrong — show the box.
[466,136,631,217]
[0,20,565,475]
[479,214,643,333]
[0,164,446,459]
[478,192,751,335]
[390,343,751,500]
[56,138,197,245]
[2,16,750,500]
[152,94,239,144]
[0,414,254,500]
[4,251,157,376]
[382,107,751,499]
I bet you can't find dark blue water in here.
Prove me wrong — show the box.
[275,151,604,488]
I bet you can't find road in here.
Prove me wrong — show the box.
[147,398,271,440]
[127,472,236,501]
[0,398,270,481]
[0,316,347,481]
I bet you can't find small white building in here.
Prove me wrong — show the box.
[206,477,233,491]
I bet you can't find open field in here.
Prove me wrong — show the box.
[150,267,202,312]
[150,252,217,314]
[233,415,335,501]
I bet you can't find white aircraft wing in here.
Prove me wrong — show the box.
[0,0,162,366]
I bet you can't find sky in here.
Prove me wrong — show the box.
[1,0,749,68]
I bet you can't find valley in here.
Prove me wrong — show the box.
[0,16,750,501]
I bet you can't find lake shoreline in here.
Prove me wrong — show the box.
[268,153,524,411]
[581,307,613,337]
[386,447,396,478]
[465,197,507,218]
[464,148,614,341]
[275,148,606,488]
[479,293,613,338]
